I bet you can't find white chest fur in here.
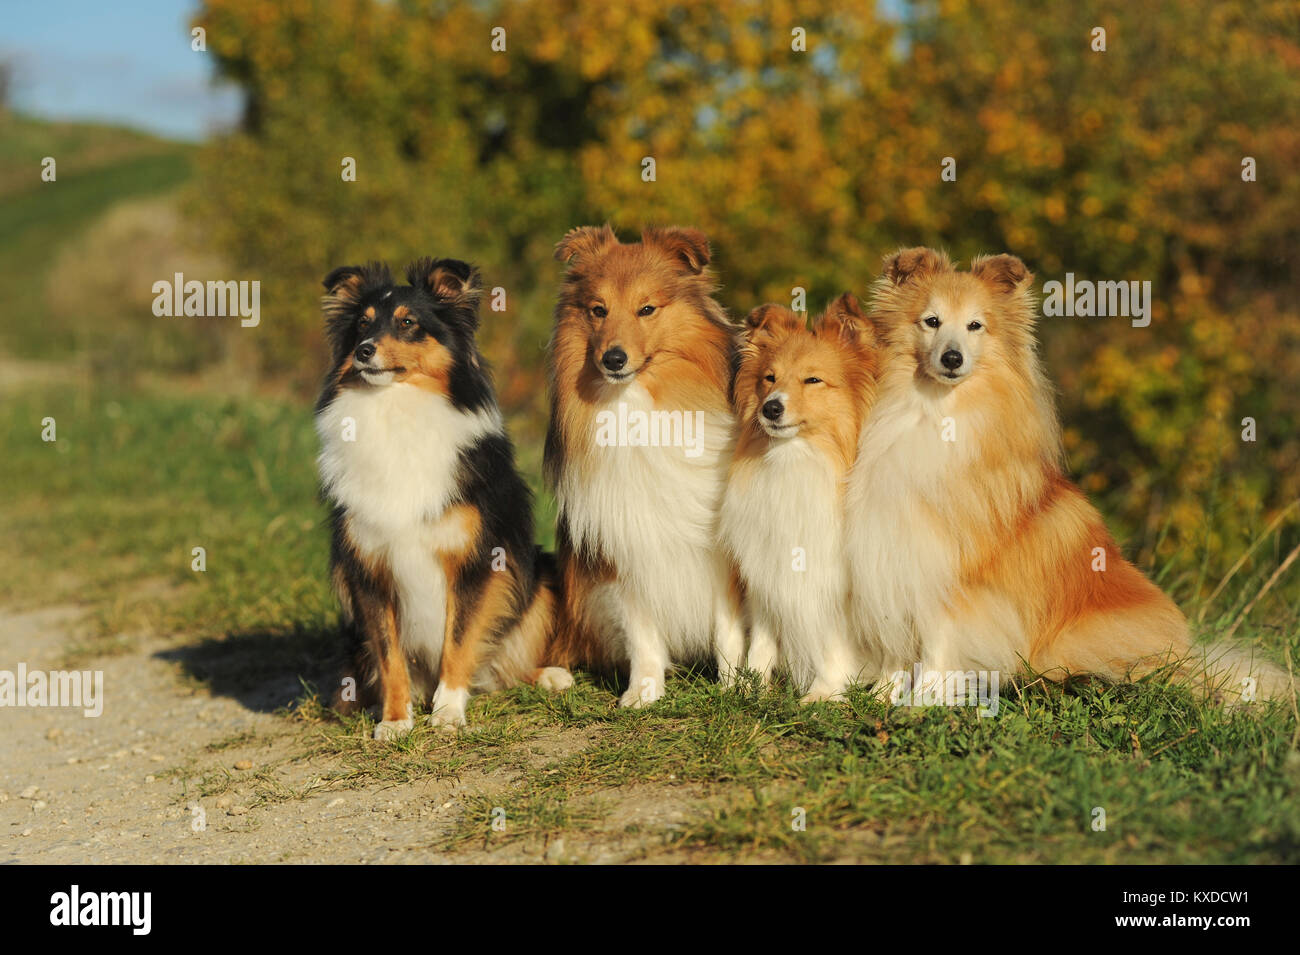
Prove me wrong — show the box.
[558,381,734,648]
[721,438,847,620]
[845,386,962,666]
[721,437,853,685]
[316,384,501,533]
[316,384,503,661]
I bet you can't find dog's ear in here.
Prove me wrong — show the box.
[882,247,950,286]
[321,262,391,362]
[408,257,482,319]
[642,226,711,274]
[743,303,801,340]
[554,224,618,265]
[818,292,872,346]
[322,262,391,309]
[971,253,1033,294]
[322,265,365,297]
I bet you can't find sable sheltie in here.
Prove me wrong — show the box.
[543,225,743,706]
[845,247,1290,702]
[316,257,571,738]
[720,294,878,700]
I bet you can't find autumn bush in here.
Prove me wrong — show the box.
[193,0,1300,603]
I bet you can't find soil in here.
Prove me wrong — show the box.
[0,605,719,864]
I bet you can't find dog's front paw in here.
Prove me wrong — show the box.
[799,686,846,705]
[427,710,466,733]
[535,666,575,692]
[429,685,469,732]
[619,676,663,709]
[373,718,414,740]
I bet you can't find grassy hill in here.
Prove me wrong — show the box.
[0,113,194,360]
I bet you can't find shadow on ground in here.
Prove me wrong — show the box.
[155,625,341,713]
[157,627,723,717]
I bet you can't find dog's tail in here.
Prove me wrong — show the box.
[330,566,377,715]
[481,548,578,692]
[1034,594,1294,705]
[542,544,622,674]
[1178,641,1296,705]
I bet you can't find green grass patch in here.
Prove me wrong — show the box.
[0,113,194,359]
[0,382,333,650]
[1,376,1297,862]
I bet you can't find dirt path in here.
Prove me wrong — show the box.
[0,606,712,864]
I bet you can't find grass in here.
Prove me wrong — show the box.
[1,375,1299,862]
[0,382,334,653]
[0,113,194,360]
[279,666,1300,863]
[4,114,1296,862]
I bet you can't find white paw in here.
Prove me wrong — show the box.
[800,686,846,705]
[619,676,663,709]
[373,718,414,741]
[429,684,469,731]
[427,710,466,732]
[535,666,575,692]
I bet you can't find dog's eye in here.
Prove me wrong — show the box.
[591,305,607,318]
[637,305,656,317]
[401,318,414,328]
[805,377,822,385]
[924,315,940,328]
[967,321,983,331]
[764,373,776,383]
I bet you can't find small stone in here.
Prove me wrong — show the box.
[33,800,47,810]
[228,805,249,816]
[66,757,79,765]
[234,760,253,771]
[20,786,38,799]
[144,775,156,784]
[46,727,62,741]
[215,795,233,809]
[326,798,345,809]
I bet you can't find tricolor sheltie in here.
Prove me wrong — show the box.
[543,225,743,706]
[316,258,571,738]
[720,295,878,700]
[846,247,1289,702]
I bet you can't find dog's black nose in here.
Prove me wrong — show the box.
[762,399,784,421]
[941,349,964,370]
[602,347,628,373]
[355,342,376,363]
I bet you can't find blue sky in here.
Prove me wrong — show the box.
[1,1,910,142]
[1,0,242,141]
